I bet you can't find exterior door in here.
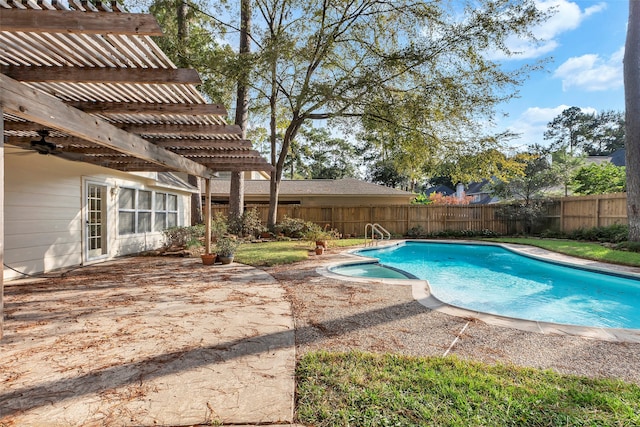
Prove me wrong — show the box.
[86,183,107,260]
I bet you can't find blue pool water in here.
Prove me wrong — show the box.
[340,242,640,329]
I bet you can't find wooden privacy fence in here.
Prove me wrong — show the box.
[543,193,627,231]
[211,193,628,236]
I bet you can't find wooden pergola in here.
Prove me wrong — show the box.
[0,1,273,337]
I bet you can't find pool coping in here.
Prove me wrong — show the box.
[318,239,640,343]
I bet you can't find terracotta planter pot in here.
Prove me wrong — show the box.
[201,253,216,265]
[315,246,324,255]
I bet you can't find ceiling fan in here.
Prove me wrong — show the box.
[30,130,62,155]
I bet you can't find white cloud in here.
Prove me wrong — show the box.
[553,46,624,91]
[584,2,608,17]
[493,0,607,60]
[505,105,597,148]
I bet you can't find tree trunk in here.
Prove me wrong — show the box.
[229,171,244,219]
[624,0,640,241]
[229,0,251,221]
[268,118,303,228]
[268,173,280,229]
[176,0,188,63]
[188,175,203,225]
[267,48,279,228]
[175,1,204,225]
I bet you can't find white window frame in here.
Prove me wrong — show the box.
[153,192,179,231]
[118,188,180,235]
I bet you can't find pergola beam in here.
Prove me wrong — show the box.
[206,164,274,172]
[5,136,254,152]
[98,160,272,172]
[181,150,265,158]
[120,123,243,136]
[5,122,243,137]
[1,65,202,85]
[0,73,216,178]
[200,159,274,172]
[68,101,227,116]
[153,139,253,148]
[92,162,172,172]
[0,9,163,36]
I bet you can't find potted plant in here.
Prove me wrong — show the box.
[303,224,332,249]
[201,252,216,265]
[214,236,241,265]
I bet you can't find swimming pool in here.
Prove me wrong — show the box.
[333,241,640,329]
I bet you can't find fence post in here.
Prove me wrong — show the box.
[331,206,335,230]
[595,197,601,227]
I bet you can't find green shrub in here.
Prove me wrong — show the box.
[615,241,640,252]
[405,227,500,239]
[406,225,427,238]
[274,216,314,238]
[227,208,265,238]
[538,229,566,239]
[538,224,629,243]
[162,225,205,248]
[214,236,241,256]
[567,224,628,243]
[211,212,228,239]
[495,200,550,234]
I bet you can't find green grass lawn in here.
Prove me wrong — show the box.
[297,351,640,427]
[484,237,640,267]
[234,238,367,266]
[233,236,640,268]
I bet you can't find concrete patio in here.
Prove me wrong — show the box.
[1,257,296,426]
[3,246,640,426]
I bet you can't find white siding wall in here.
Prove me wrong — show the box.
[4,147,192,281]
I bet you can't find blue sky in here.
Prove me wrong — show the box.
[494,0,628,151]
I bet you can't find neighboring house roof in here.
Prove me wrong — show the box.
[465,179,491,195]
[585,155,612,165]
[209,178,414,198]
[470,194,500,205]
[585,149,626,167]
[610,149,626,167]
[424,185,455,196]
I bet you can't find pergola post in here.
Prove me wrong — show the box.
[0,106,4,339]
[204,178,212,254]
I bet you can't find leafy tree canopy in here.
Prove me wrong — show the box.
[299,127,362,179]
[544,107,625,156]
[487,149,560,205]
[141,0,238,107]
[249,0,549,225]
[550,148,585,196]
[138,0,552,227]
[436,146,527,185]
[572,163,626,195]
[367,159,409,189]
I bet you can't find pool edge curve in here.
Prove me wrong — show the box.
[318,239,640,344]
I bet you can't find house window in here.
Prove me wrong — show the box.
[118,188,136,235]
[118,188,179,235]
[153,193,178,231]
